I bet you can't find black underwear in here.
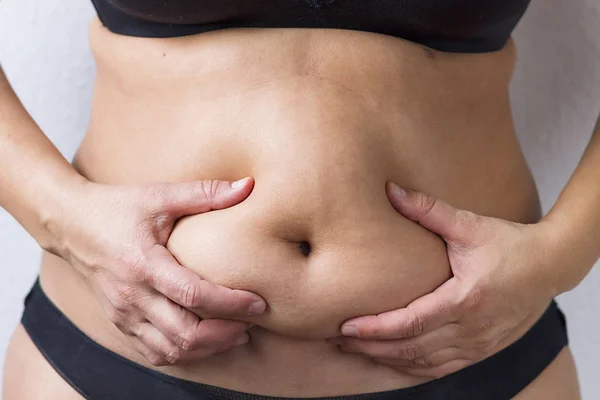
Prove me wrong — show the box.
[21,278,568,400]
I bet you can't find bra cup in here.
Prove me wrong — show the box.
[90,0,532,52]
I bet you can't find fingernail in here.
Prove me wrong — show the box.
[341,324,358,337]
[231,177,250,189]
[248,300,266,315]
[414,358,426,365]
[235,335,249,346]
[389,182,406,198]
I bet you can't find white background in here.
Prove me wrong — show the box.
[0,0,599,398]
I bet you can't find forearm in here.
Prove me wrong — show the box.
[542,110,600,293]
[0,65,87,251]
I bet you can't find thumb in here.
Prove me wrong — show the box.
[386,181,474,243]
[160,176,254,218]
[340,278,461,339]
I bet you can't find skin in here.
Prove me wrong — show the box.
[0,16,589,399]
[333,119,600,378]
[0,66,266,365]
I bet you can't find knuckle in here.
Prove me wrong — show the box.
[414,356,431,368]
[147,353,168,367]
[144,191,174,229]
[176,331,197,351]
[111,299,131,315]
[199,180,221,203]
[476,317,495,333]
[405,309,426,336]
[416,194,437,216]
[472,335,493,352]
[109,311,129,331]
[397,343,419,360]
[76,256,103,277]
[127,323,144,337]
[464,337,492,359]
[177,281,203,308]
[164,347,182,364]
[112,284,140,310]
[455,324,470,340]
[119,251,150,283]
[482,329,501,349]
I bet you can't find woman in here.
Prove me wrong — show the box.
[1,0,597,398]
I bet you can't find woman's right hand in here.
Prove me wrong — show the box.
[44,176,266,366]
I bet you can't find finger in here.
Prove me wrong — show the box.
[129,322,187,366]
[89,280,145,334]
[144,294,250,351]
[386,181,478,244]
[132,322,250,366]
[334,323,460,360]
[161,177,254,219]
[411,347,465,368]
[402,359,472,379]
[341,278,460,339]
[192,318,253,351]
[128,332,168,366]
[145,245,267,315]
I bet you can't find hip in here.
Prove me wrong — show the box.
[7,276,575,399]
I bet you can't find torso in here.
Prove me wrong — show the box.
[39,17,542,396]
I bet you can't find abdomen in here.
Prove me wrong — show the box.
[39,22,541,395]
[167,167,452,339]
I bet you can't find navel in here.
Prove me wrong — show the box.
[297,240,312,257]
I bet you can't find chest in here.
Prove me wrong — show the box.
[95,0,529,33]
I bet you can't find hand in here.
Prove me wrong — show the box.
[331,182,563,378]
[47,176,266,366]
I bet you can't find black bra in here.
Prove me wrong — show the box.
[90,0,532,53]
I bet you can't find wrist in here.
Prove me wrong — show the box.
[534,214,591,296]
[36,172,91,258]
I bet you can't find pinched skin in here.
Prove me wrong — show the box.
[165,88,453,338]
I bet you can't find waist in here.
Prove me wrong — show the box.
[40,21,542,395]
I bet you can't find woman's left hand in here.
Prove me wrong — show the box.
[330,182,567,378]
